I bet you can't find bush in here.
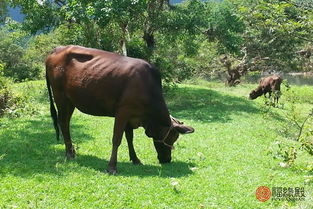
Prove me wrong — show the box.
[0,76,12,115]
[0,64,16,116]
[267,85,313,166]
[0,23,62,81]
[151,35,223,85]
[0,63,35,117]
[284,85,313,105]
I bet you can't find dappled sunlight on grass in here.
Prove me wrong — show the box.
[166,84,260,123]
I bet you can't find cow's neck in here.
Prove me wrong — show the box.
[154,99,171,126]
[143,99,171,139]
[254,86,264,97]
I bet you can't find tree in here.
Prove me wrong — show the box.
[0,23,43,81]
[9,0,63,33]
[10,0,148,56]
[143,0,169,52]
[203,0,245,54]
[238,0,313,72]
[0,0,8,23]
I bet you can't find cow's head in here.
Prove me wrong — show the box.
[149,116,194,164]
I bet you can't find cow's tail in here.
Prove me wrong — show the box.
[46,72,60,141]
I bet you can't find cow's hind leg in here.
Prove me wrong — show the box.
[56,98,75,159]
[274,90,281,105]
[125,125,142,165]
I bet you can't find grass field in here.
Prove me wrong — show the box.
[0,80,312,208]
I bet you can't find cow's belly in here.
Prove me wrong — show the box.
[66,88,117,117]
[75,102,115,117]
[66,91,146,128]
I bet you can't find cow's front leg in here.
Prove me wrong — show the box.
[106,112,128,175]
[125,125,142,165]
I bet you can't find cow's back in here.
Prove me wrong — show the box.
[259,75,282,92]
[271,75,283,91]
[46,45,163,117]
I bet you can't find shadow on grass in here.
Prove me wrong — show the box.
[0,115,92,178]
[76,154,194,178]
[0,115,193,178]
[165,86,261,123]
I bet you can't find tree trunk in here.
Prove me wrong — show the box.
[142,0,168,56]
[119,23,129,56]
[143,30,155,50]
[121,39,127,56]
[226,69,241,87]
[220,55,242,87]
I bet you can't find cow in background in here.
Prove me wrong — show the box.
[249,75,283,104]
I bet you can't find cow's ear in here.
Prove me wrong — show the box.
[174,124,194,134]
[170,115,184,125]
[170,115,194,134]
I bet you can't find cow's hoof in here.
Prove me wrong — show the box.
[66,152,75,159]
[106,168,118,175]
[132,158,142,165]
[66,147,76,159]
[158,157,171,164]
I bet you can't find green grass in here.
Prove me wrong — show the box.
[0,80,312,208]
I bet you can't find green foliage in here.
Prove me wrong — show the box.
[267,85,313,166]
[127,35,151,60]
[238,0,313,71]
[0,79,46,118]
[0,63,9,112]
[7,0,224,83]
[284,85,313,105]
[0,24,42,81]
[161,0,207,36]
[10,0,62,33]
[151,52,176,85]
[204,0,245,54]
[175,40,222,81]
[0,76,13,116]
[0,64,25,117]
[3,0,313,84]
[0,0,8,23]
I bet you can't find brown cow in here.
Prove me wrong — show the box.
[45,45,194,174]
[249,75,283,103]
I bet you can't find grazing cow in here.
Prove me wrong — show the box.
[249,75,283,103]
[45,45,194,174]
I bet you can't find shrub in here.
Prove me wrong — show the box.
[0,77,11,115]
[0,23,62,81]
[267,85,313,166]
[0,63,35,117]
[0,64,15,116]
